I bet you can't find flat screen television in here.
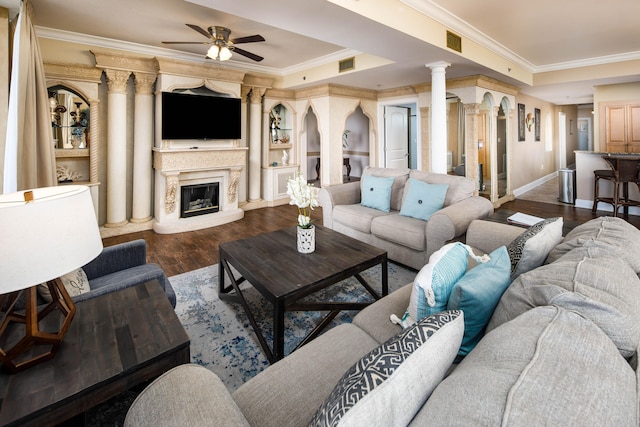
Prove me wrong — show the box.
[161,91,241,140]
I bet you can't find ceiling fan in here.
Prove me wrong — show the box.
[162,24,265,62]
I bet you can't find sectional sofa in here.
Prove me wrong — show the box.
[124,215,640,426]
[318,166,494,270]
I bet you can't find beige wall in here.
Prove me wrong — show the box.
[0,7,9,192]
[509,93,558,190]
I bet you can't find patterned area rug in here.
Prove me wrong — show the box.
[83,261,416,425]
[171,261,417,391]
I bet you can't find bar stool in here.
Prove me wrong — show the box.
[592,169,616,212]
[593,156,640,217]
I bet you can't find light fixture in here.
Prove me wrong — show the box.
[0,185,103,372]
[206,42,232,61]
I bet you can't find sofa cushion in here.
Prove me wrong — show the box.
[507,217,563,281]
[360,174,394,212]
[37,267,90,302]
[362,166,410,211]
[352,283,412,345]
[333,204,392,234]
[416,306,637,426]
[408,170,475,206]
[399,178,448,221]
[488,250,640,358]
[401,242,470,327]
[546,216,640,272]
[233,323,380,427]
[310,311,463,427]
[447,246,511,356]
[370,214,426,251]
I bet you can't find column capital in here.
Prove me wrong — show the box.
[249,87,266,104]
[133,72,157,95]
[463,103,480,115]
[105,69,131,93]
[425,61,451,71]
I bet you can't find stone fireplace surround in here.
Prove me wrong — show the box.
[153,147,248,234]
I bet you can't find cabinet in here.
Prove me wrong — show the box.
[604,103,640,153]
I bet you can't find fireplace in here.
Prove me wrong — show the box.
[181,183,219,218]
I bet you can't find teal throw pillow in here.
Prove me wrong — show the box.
[361,175,395,212]
[447,245,511,356]
[401,242,471,327]
[400,178,448,221]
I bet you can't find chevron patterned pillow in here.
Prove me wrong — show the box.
[309,310,464,427]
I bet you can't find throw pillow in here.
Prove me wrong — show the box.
[401,242,485,328]
[507,217,563,281]
[37,267,90,302]
[399,178,449,221]
[309,310,464,427]
[447,246,511,356]
[360,175,395,213]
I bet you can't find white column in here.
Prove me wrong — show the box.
[426,61,450,174]
[131,72,156,223]
[104,69,131,228]
[248,88,265,202]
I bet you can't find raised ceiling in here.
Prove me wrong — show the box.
[3,0,639,105]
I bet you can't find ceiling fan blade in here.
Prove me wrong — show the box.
[231,35,265,44]
[232,47,264,62]
[186,24,212,39]
[162,41,211,44]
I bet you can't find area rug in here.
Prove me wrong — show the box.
[171,261,417,391]
[83,261,416,425]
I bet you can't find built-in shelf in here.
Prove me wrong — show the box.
[270,143,292,150]
[55,148,89,159]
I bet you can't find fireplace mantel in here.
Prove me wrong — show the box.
[152,147,248,234]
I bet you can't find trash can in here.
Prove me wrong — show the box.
[558,168,576,204]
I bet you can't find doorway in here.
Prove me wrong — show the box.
[384,106,410,168]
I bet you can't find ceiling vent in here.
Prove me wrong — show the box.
[446,31,462,53]
[339,57,355,73]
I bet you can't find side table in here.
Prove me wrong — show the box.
[0,280,190,427]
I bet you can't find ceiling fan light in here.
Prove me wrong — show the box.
[207,45,220,59]
[219,46,232,61]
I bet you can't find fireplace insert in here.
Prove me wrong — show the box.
[181,183,219,218]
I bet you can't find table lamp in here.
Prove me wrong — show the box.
[0,185,103,373]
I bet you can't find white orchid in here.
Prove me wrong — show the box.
[287,173,318,228]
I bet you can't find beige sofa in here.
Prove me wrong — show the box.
[125,216,640,426]
[318,166,494,270]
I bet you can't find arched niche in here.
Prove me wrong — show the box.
[303,106,321,184]
[343,105,370,180]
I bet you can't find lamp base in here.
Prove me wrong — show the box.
[0,278,76,373]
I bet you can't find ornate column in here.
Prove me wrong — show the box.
[426,61,450,174]
[420,106,431,171]
[88,98,100,184]
[104,69,131,228]
[248,87,265,202]
[131,72,157,223]
[464,103,480,195]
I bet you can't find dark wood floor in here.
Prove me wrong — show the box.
[103,199,640,277]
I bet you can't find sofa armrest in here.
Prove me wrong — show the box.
[82,239,148,280]
[124,364,250,427]
[425,196,494,258]
[318,181,361,229]
[465,219,524,254]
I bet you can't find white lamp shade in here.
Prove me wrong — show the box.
[219,46,232,61]
[207,45,220,59]
[0,185,103,293]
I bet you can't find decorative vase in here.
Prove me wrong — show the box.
[297,225,315,254]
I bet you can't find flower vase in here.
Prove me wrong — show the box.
[297,225,315,254]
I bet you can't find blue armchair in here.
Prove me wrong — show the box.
[78,239,176,308]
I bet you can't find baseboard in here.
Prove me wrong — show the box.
[576,199,640,216]
[513,171,558,197]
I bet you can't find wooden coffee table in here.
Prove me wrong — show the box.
[0,280,190,427]
[218,225,388,363]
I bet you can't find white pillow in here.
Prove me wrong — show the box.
[38,268,90,302]
[507,217,563,281]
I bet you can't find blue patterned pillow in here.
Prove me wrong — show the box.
[400,242,471,328]
[360,175,394,212]
[399,178,448,221]
[309,311,464,427]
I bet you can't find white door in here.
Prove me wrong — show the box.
[384,106,409,168]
